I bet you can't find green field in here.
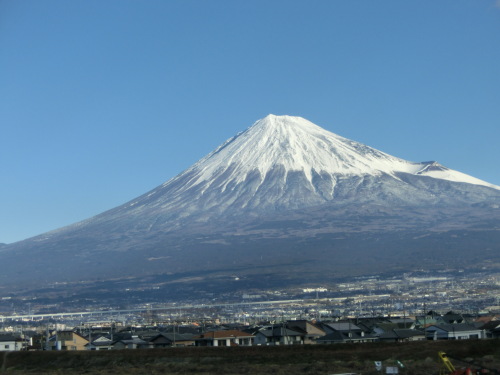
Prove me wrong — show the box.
[2,339,499,375]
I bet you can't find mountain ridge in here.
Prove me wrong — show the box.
[7,114,500,246]
[1,115,499,297]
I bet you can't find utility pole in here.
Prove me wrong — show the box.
[423,303,427,340]
[110,321,114,343]
[173,323,176,347]
[281,313,285,345]
[45,325,50,351]
[88,323,92,350]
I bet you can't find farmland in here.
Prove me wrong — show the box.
[2,339,499,374]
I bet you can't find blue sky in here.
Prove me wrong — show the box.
[1,0,500,244]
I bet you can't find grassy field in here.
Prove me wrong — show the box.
[1,339,499,375]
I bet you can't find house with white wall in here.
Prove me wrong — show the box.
[0,334,24,351]
[425,324,485,340]
[194,330,254,347]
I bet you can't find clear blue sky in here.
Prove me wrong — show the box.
[1,0,500,244]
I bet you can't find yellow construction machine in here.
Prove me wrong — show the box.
[438,351,498,375]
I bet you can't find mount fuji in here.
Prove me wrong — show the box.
[2,115,500,298]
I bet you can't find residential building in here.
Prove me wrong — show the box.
[148,332,195,347]
[86,335,113,350]
[425,324,485,340]
[285,320,325,344]
[0,334,24,351]
[112,336,150,350]
[253,326,304,346]
[378,329,426,342]
[194,330,254,347]
[316,322,377,344]
[49,330,89,351]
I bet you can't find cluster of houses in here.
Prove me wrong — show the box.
[1,311,500,351]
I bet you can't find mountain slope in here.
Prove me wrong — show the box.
[35,115,500,238]
[1,115,500,294]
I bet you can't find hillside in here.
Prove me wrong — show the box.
[1,115,500,298]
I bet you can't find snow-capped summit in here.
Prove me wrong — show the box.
[170,114,498,192]
[79,114,495,227]
[193,114,412,182]
[191,114,412,184]
[2,114,500,297]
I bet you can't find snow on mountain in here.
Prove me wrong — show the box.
[24,114,500,242]
[414,161,497,188]
[167,114,498,191]
[51,113,489,238]
[3,114,500,294]
[188,114,415,183]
